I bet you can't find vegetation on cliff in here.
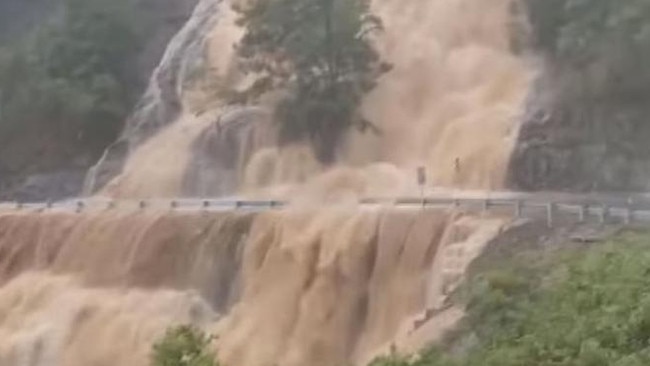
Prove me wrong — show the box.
[0,0,141,154]
[372,230,650,366]
[232,0,390,163]
[509,0,650,191]
[524,0,650,98]
[152,325,218,366]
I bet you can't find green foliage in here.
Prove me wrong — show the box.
[378,231,650,366]
[524,0,650,97]
[0,0,141,152]
[232,0,390,163]
[369,347,459,366]
[151,325,217,366]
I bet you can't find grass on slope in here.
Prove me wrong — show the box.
[371,230,650,366]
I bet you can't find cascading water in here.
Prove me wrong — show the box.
[84,0,226,196]
[0,208,506,366]
[91,0,530,199]
[356,0,529,188]
[0,0,532,365]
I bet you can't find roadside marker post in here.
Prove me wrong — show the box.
[599,205,608,224]
[546,202,555,228]
[514,200,523,218]
[417,166,426,208]
[483,198,490,214]
[625,197,634,225]
[578,204,587,223]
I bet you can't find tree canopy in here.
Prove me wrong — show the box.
[232,0,390,163]
[524,0,650,98]
[0,0,141,153]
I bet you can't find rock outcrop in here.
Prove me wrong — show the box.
[508,64,650,192]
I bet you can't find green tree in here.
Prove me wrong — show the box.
[0,0,141,154]
[151,325,218,366]
[233,0,390,163]
[524,0,650,98]
[39,0,140,145]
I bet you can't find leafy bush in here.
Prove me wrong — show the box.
[151,325,217,366]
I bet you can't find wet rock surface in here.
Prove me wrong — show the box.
[508,71,650,192]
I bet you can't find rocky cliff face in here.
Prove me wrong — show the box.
[508,68,650,192]
[507,0,650,193]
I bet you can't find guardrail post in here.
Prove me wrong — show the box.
[203,200,210,210]
[46,199,53,209]
[235,200,242,209]
[546,203,555,228]
[15,201,22,210]
[625,197,634,225]
[170,200,178,210]
[482,199,490,214]
[139,200,147,210]
[453,198,460,209]
[599,205,608,224]
[514,200,523,218]
[578,204,587,223]
[624,207,633,225]
[76,201,84,213]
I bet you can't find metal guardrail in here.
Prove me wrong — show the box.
[0,198,289,213]
[2,195,650,227]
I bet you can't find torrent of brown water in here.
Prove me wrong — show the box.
[0,0,529,365]
[0,208,506,366]
[243,0,529,193]
[352,0,530,189]
[104,0,529,198]
[0,273,216,366]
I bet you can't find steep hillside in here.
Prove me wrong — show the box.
[508,0,650,192]
[0,0,197,201]
[0,0,60,42]
[366,227,650,366]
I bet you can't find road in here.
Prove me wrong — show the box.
[2,190,650,225]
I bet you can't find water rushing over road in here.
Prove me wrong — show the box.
[0,0,597,365]
[0,204,507,366]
